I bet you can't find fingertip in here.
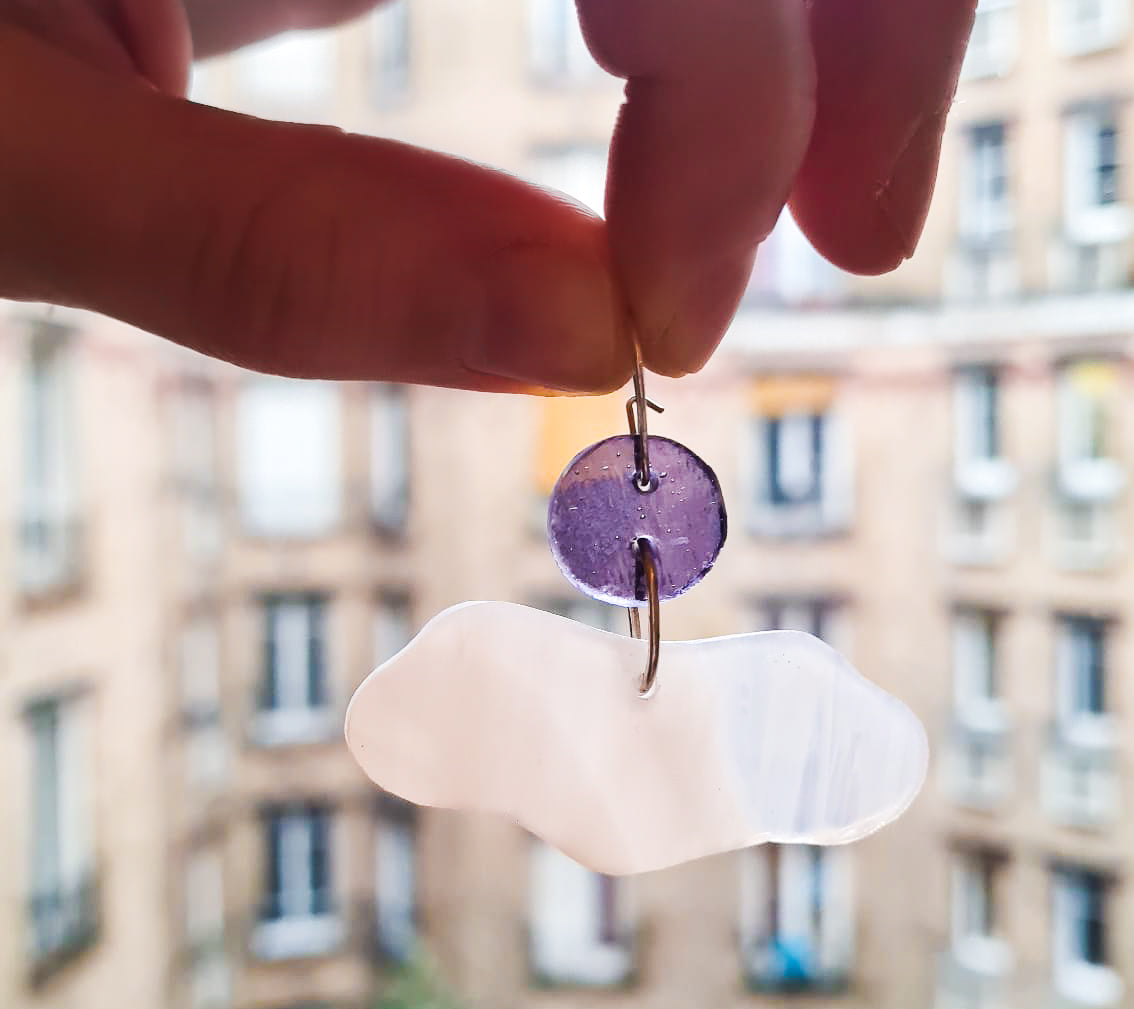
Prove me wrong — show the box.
[791,107,949,277]
[462,237,634,394]
[636,247,757,378]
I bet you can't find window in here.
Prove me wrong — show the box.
[546,596,621,632]
[254,806,340,959]
[1055,617,1107,724]
[745,209,846,305]
[236,379,341,537]
[529,843,631,987]
[962,0,1017,78]
[370,384,409,532]
[945,612,1012,806]
[369,0,410,101]
[528,0,598,82]
[749,376,853,536]
[528,146,608,216]
[1052,868,1120,1005]
[952,610,1001,722]
[374,596,412,668]
[952,366,1019,501]
[953,367,1001,466]
[1052,0,1127,55]
[20,325,79,595]
[740,845,853,992]
[1045,618,1118,826]
[1064,108,1126,241]
[768,414,823,506]
[534,393,624,496]
[951,849,1008,972]
[26,694,97,970]
[237,30,335,104]
[171,381,216,489]
[960,124,1012,238]
[185,850,229,1009]
[1055,359,1122,501]
[170,381,221,560]
[254,595,333,744]
[179,615,226,787]
[756,598,848,653]
[374,804,416,962]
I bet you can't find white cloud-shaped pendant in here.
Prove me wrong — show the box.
[345,601,927,876]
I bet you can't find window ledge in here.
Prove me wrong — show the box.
[250,913,343,961]
[27,876,101,987]
[1054,716,1117,751]
[954,703,1010,736]
[742,941,851,995]
[530,944,635,990]
[1064,205,1132,247]
[1057,459,1125,502]
[1056,28,1127,58]
[955,458,1017,501]
[249,709,339,747]
[953,936,1013,976]
[1056,963,1124,1008]
[960,54,1015,81]
[748,504,853,540]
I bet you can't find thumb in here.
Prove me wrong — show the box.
[0,25,632,393]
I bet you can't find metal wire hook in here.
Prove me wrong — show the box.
[624,354,663,697]
[627,538,661,698]
[626,354,663,491]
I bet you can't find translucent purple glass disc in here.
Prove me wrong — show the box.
[547,435,727,606]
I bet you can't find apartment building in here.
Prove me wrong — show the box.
[5,1,1134,1009]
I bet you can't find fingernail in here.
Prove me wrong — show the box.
[464,242,630,393]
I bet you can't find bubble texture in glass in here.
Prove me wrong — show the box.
[547,435,727,606]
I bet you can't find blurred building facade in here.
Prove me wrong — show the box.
[2,1,1134,1009]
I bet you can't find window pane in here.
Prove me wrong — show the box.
[236,380,341,536]
[376,816,416,959]
[370,385,409,529]
[262,597,328,712]
[374,599,411,667]
[771,415,821,503]
[370,0,410,99]
[30,705,62,896]
[238,30,335,103]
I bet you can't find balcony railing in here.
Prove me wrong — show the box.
[527,923,637,990]
[942,714,1012,809]
[742,938,851,995]
[251,889,343,961]
[183,931,232,1009]
[946,493,1015,567]
[935,948,1011,1009]
[248,706,340,747]
[27,873,100,982]
[1042,721,1119,828]
[18,514,84,598]
[359,899,420,966]
[944,239,1019,302]
[748,496,853,540]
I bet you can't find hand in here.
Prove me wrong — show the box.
[0,0,974,392]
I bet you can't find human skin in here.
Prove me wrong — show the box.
[0,0,975,392]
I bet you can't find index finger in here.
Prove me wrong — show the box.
[579,0,816,377]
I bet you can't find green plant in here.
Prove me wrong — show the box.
[373,954,463,1009]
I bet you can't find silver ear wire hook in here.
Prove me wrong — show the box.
[626,353,663,491]
[627,538,661,697]
[625,354,663,698]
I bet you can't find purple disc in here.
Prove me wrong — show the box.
[547,434,727,606]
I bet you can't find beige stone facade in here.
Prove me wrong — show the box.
[4,2,1134,1009]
